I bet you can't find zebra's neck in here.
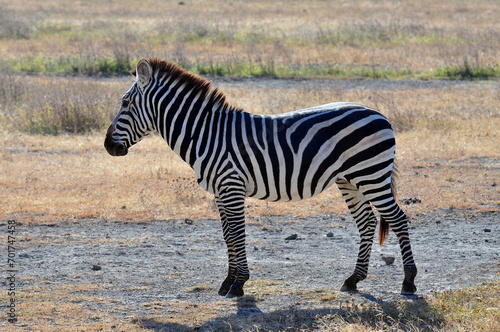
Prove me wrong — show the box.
[153,78,233,168]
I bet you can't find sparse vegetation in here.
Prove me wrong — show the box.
[0,73,118,134]
[1,0,499,79]
[2,279,497,331]
[435,57,500,80]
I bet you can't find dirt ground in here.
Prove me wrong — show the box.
[9,208,499,324]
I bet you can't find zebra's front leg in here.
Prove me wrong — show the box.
[215,187,249,298]
[215,198,238,296]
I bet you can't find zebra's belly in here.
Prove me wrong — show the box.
[245,174,339,202]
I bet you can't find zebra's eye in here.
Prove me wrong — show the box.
[121,99,130,109]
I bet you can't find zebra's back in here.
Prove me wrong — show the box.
[227,102,396,202]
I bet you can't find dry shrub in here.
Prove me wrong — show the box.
[429,281,500,332]
[1,1,499,78]
[0,74,119,134]
[0,7,38,39]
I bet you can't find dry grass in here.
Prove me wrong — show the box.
[429,281,500,332]
[3,280,496,331]
[0,74,118,134]
[0,283,145,332]
[1,78,498,224]
[1,0,499,77]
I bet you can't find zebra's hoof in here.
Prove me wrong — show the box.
[218,283,232,297]
[401,265,417,295]
[226,283,244,298]
[218,276,236,296]
[218,286,230,297]
[340,284,357,292]
[401,281,417,295]
[340,275,358,292]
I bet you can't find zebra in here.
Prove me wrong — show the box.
[104,58,417,298]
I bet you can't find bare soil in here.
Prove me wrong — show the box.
[9,209,499,324]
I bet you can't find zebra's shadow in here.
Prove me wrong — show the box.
[358,291,423,305]
[135,293,435,331]
[236,295,264,316]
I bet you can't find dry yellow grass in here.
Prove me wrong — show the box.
[0,283,146,332]
[1,280,498,331]
[1,78,498,224]
[2,0,499,76]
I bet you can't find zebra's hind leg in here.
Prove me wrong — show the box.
[215,185,249,298]
[336,179,378,292]
[365,190,418,295]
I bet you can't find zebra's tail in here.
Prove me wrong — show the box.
[378,164,398,246]
[378,217,390,246]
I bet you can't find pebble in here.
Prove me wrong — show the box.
[326,231,334,238]
[285,234,298,241]
[402,197,421,205]
[381,256,395,265]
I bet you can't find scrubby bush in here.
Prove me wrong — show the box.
[0,73,118,134]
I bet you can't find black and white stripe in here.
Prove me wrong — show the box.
[105,58,417,297]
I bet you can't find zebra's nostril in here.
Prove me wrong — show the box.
[104,127,128,156]
[114,143,128,156]
[105,139,128,156]
[105,141,128,156]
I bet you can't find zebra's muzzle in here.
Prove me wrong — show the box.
[104,125,129,156]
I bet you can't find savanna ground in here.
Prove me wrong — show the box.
[0,0,499,331]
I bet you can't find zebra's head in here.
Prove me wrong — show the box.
[105,59,156,156]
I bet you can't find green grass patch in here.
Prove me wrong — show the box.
[4,55,499,80]
[435,60,500,80]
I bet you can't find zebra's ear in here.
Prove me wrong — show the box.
[136,59,152,90]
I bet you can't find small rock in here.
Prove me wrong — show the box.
[184,218,193,224]
[91,265,102,271]
[121,205,126,209]
[254,246,259,251]
[402,197,421,205]
[484,228,491,232]
[285,234,298,241]
[326,231,334,238]
[381,256,395,265]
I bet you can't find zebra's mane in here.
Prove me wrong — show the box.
[131,58,238,112]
